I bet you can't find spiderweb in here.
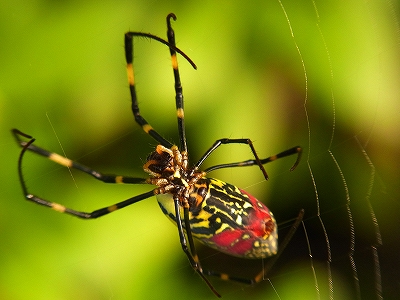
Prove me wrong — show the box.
[229,1,397,299]
[180,1,399,299]
[241,1,397,299]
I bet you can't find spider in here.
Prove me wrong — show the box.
[12,13,303,297]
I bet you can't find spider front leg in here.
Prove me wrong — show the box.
[12,129,155,219]
[166,13,187,153]
[124,17,196,151]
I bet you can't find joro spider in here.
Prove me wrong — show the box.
[13,13,304,297]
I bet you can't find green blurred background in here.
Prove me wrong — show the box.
[1,0,399,299]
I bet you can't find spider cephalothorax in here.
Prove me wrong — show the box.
[144,145,207,211]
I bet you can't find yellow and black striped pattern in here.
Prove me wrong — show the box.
[157,177,278,259]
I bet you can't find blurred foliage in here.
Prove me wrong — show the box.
[1,0,399,299]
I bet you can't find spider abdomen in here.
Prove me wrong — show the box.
[156,177,278,259]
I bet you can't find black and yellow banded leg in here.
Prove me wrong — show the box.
[13,129,157,219]
[174,201,222,297]
[166,13,187,153]
[203,209,304,286]
[204,146,302,174]
[12,129,147,184]
[124,32,173,149]
[26,189,157,219]
[124,23,196,151]
[194,138,270,180]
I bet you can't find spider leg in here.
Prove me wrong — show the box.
[12,129,147,184]
[203,209,304,285]
[194,138,269,180]
[125,19,195,151]
[166,13,187,153]
[204,146,302,174]
[124,32,173,149]
[174,199,221,297]
[25,189,156,219]
[13,129,156,219]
